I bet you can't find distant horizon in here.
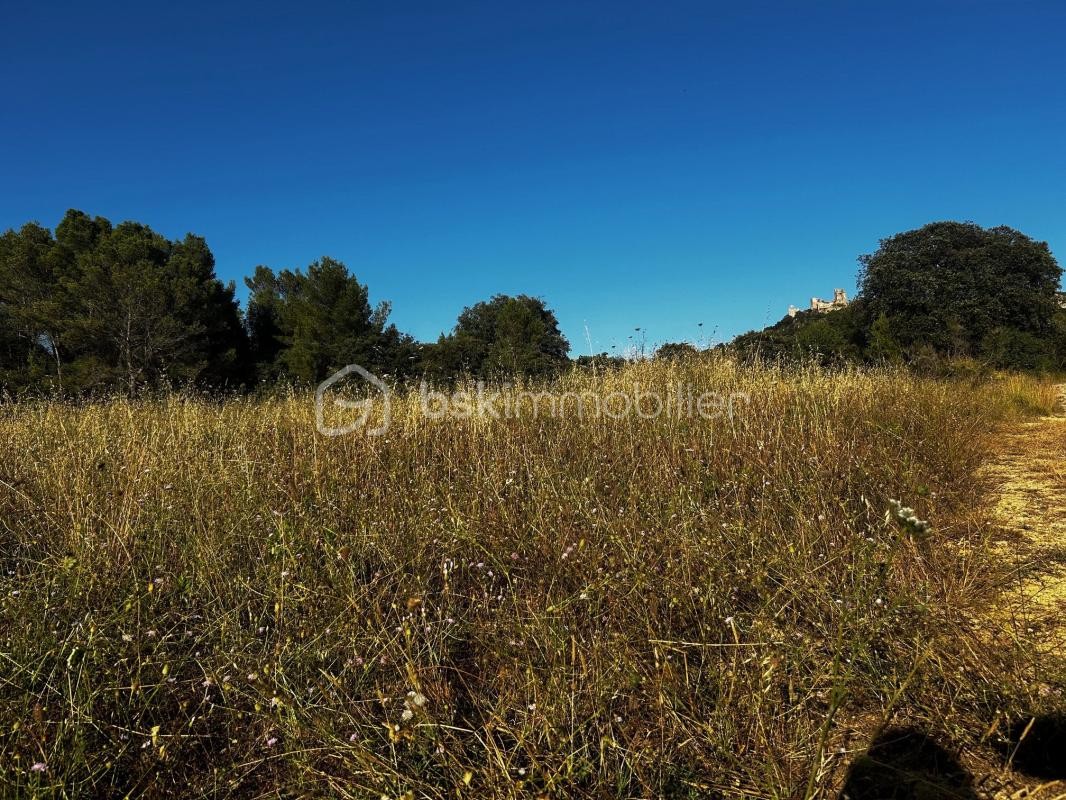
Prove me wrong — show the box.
[4,0,1064,353]
[8,206,1057,356]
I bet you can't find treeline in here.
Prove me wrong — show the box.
[0,211,248,394]
[732,221,1066,372]
[0,210,572,395]
[3,212,1065,395]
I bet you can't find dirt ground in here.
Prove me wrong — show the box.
[981,385,1066,799]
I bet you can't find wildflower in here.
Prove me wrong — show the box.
[409,692,426,708]
[349,732,359,742]
[266,737,278,747]
[401,708,413,722]
[31,762,47,773]
[121,633,133,643]
[890,499,931,535]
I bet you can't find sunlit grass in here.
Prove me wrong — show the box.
[0,358,1061,797]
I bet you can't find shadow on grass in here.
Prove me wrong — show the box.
[839,728,977,800]
[1000,714,1066,779]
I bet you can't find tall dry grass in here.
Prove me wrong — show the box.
[0,358,1060,798]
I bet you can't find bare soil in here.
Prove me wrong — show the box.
[985,386,1066,656]
[981,385,1066,799]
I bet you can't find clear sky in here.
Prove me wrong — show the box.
[3,1,1064,355]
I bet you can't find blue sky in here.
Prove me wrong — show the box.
[3,1,1064,355]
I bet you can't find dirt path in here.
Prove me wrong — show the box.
[984,384,1066,657]
[977,385,1066,799]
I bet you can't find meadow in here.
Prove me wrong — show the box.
[1,358,1062,798]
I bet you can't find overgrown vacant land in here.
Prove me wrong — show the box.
[1,360,1064,798]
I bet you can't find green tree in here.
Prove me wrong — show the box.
[793,310,862,363]
[63,221,246,392]
[244,265,288,382]
[0,298,33,391]
[1052,307,1066,369]
[731,305,862,365]
[733,222,1063,372]
[865,313,903,363]
[0,210,248,394]
[980,327,1056,371]
[427,294,569,379]
[244,257,416,384]
[0,222,70,389]
[574,352,627,371]
[654,342,699,360]
[166,234,249,388]
[859,222,1062,357]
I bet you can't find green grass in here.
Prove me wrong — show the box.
[0,358,1061,798]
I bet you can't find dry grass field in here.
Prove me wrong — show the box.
[1,358,1063,798]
